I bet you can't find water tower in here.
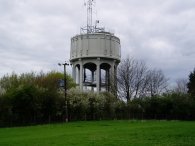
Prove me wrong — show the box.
[70,0,121,93]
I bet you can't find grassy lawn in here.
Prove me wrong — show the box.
[0,120,195,146]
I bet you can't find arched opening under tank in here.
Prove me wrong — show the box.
[100,63,111,92]
[83,63,97,91]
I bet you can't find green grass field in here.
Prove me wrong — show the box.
[0,120,195,146]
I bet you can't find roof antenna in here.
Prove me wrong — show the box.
[81,0,105,34]
[87,0,94,33]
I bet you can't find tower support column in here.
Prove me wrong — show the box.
[106,69,110,91]
[79,61,83,91]
[96,58,100,93]
[72,65,76,82]
[109,61,117,94]
[91,71,95,91]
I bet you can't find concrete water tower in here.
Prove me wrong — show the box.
[70,0,121,93]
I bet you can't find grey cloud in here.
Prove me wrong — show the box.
[0,0,195,86]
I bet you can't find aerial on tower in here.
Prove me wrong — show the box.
[81,0,104,34]
[70,0,121,93]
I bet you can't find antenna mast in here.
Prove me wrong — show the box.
[87,0,94,33]
[81,0,105,34]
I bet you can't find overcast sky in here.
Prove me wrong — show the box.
[0,0,195,85]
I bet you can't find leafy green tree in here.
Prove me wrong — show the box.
[9,84,41,125]
[0,71,76,126]
[114,100,126,119]
[187,68,195,96]
[0,94,13,127]
[101,92,116,119]
[127,98,144,119]
[0,73,20,92]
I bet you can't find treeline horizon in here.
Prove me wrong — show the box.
[0,58,195,127]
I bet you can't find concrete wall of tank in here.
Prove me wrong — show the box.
[70,33,121,61]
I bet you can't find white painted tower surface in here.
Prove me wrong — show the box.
[70,0,121,93]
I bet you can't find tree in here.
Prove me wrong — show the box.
[0,71,76,126]
[117,58,139,101]
[146,69,168,97]
[10,84,40,125]
[187,68,195,96]
[174,78,188,94]
[133,61,148,98]
[117,57,168,100]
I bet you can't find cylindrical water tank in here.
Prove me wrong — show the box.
[70,32,121,62]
